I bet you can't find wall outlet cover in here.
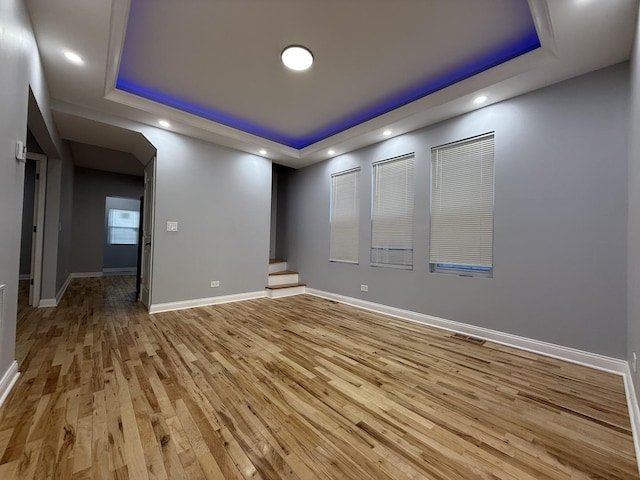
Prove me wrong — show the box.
[360,285,368,292]
[167,221,178,232]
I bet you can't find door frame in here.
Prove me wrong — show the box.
[140,157,156,310]
[25,152,47,307]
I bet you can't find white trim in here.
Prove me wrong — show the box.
[0,361,20,409]
[56,274,72,304]
[38,298,57,308]
[622,366,640,477]
[102,267,137,276]
[305,288,626,375]
[71,271,104,278]
[30,156,47,307]
[18,274,30,281]
[149,291,266,314]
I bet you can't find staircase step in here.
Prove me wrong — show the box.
[269,270,298,276]
[265,283,306,299]
[268,260,288,274]
[266,282,306,290]
[269,258,286,264]
[268,271,299,287]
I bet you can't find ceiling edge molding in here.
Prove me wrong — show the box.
[528,0,557,56]
[105,0,130,97]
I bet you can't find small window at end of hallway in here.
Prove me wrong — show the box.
[429,133,495,278]
[108,209,140,245]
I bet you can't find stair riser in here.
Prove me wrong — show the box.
[268,274,299,286]
[268,262,288,274]
[266,285,306,298]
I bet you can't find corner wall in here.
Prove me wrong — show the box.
[0,0,70,390]
[628,4,640,396]
[279,63,629,359]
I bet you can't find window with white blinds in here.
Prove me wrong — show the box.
[329,168,360,263]
[371,154,415,268]
[430,133,494,276]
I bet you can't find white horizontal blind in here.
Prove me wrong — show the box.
[330,168,360,263]
[371,154,415,268]
[430,134,494,267]
[108,208,140,245]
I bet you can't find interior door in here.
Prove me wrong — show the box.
[27,153,47,307]
[140,158,155,309]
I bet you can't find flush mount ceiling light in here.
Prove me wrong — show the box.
[259,149,267,155]
[281,45,314,71]
[383,130,393,136]
[63,50,84,65]
[474,95,488,105]
[328,149,335,155]
[158,119,171,128]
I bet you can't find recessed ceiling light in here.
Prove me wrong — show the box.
[281,45,314,71]
[259,149,267,155]
[158,119,171,128]
[63,51,84,65]
[328,149,335,155]
[383,130,392,136]
[474,95,488,105]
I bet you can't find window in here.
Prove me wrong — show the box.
[430,133,494,277]
[371,154,415,269]
[330,168,360,263]
[108,209,140,245]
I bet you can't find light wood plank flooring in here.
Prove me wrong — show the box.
[0,276,637,479]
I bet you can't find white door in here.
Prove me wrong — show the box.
[26,153,47,307]
[139,158,155,309]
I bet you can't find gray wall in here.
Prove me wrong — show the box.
[104,196,141,270]
[629,4,640,396]
[142,132,272,305]
[0,0,69,379]
[56,151,74,292]
[19,160,37,275]
[71,168,143,273]
[278,63,629,359]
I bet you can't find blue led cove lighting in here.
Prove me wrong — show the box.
[116,31,540,150]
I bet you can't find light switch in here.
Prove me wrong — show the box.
[167,221,178,232]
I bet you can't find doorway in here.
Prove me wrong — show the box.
[18,133,47,308]
[103,196,141,276]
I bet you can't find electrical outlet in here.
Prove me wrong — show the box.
[211,281,220,288]
[167,221,178,232]
[634,352,637,373]
[360,284,368,292]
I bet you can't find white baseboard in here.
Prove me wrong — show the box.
[102,267,137,276]
[623,366,640,477]
[38,273,72,308]
[0,361,19,409]
[18,274,30,281]
[38,298,57,308]
[306,288,626,375]
[71,271,104,278]
[150,291,267,314]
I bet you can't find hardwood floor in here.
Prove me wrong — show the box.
[0,276,637,479]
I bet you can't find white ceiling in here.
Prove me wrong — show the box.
[24,0,639,170]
